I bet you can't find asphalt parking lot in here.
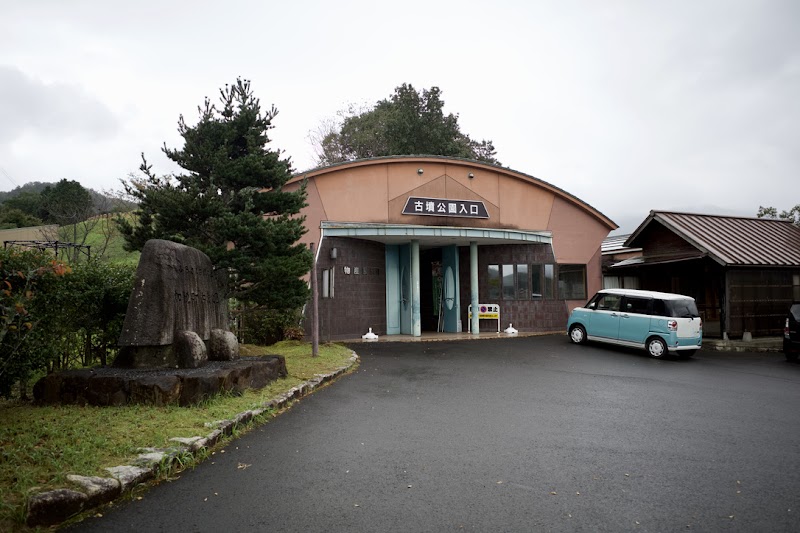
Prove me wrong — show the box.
[74,335,800,532]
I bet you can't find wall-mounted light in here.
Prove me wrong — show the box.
[468,172,475,179]
[330,247,338,260]
[417,168,424,175]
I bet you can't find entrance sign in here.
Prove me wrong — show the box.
[402,196,489,219]
[467,303,500,333]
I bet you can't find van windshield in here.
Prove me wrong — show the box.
[666,298,700,318]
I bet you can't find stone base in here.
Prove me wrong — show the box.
[32,356,287,407]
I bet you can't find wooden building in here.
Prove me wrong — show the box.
[607,211,800,338]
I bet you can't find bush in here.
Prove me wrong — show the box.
[237,307,304,346]
[0,248,135,397]
[1,248,70,396]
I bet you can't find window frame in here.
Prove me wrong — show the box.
[557,264,586,300]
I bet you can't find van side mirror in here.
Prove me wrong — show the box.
[588,302,596,309]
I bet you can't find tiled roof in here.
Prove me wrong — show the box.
[625,211,800,267]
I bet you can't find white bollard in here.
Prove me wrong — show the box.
[362,327,379,341]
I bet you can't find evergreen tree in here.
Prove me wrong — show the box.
[118,79,311,310]
[313,84,500,166]
[39,179,93,225]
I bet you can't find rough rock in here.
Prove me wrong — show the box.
[105,465,153,492]
[169,436,204,448]
[26,489,88,527]
[117,239,228,349]
[209,328,239,361]
[86,375,129,406]
[128,374,181,405]
[135,451,167,468]
[174,330,208,369]
[66,475,121,508]
[34,356,287,406]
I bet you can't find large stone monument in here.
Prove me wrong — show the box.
[115,239,238,368]
[33,239,287,406]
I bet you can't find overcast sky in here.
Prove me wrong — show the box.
[1,0,798,234]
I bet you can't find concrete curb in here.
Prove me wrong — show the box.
[25,352,360,528]
[702,340,783,353]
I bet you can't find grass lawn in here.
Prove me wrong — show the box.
[0,341,355,530]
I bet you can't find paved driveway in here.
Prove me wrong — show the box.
[73,335,800,532]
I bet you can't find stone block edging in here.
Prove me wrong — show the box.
[25,351,359,528]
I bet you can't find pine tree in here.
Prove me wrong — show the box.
[118,78,311,310]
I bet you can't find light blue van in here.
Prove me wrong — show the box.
[567,288,703,358]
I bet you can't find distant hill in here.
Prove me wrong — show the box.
[0,182,137,214]
[0,181,51,201]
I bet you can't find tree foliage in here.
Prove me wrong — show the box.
[2,191,44,220]
[0,206,42,229]
[312,84,500,167]
[1,181,135,222]
[39,179,93,226]
[118,78,311,310]
[757,204,800,226]
[0,247,135,397]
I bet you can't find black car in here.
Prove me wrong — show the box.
[786,303,800,361]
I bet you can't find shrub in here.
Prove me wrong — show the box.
[1,248,70,396]
[237,306,304,346]
[0,247,135,397]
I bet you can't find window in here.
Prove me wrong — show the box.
[794,273,800,301]
[488,265,501,299]
[604,275,640,290]
[531,264,542,300]
[595,293,622,311]
[544,264,554,299]
[558,264,586,300]
[502,264,515,299]
[322,269,333,298]
[516,264,529,299]
[624,296,650,315]
[653,298,668,317]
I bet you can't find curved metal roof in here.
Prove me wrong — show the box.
[289,155,617,231]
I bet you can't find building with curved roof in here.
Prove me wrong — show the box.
[285,156,617,339]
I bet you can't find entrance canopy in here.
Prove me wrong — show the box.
[321,221,552,249]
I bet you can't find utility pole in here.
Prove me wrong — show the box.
[310,242,319,357]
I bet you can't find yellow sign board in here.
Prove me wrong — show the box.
[468,303,500,319]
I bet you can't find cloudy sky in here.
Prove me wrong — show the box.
[1,0,798,234]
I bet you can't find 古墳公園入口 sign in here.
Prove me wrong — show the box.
[402,197,489,219]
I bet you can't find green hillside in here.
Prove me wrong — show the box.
[60,213,140,266]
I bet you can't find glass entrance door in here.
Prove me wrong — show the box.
[441,245,461,332]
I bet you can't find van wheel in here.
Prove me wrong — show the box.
[569,325,587,345]
[787,352,799,362]
[647,337,667,358]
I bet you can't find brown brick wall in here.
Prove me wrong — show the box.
[305,240,577,338]
[458,243,569,332]
[304,237,387,341]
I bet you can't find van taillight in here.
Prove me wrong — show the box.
[698,318,702,331]
[668,320,678,331]
[787,318,791,338]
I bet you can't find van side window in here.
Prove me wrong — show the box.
[652,299,668,317]
[596,294,622,311]
[624,296,650,315]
